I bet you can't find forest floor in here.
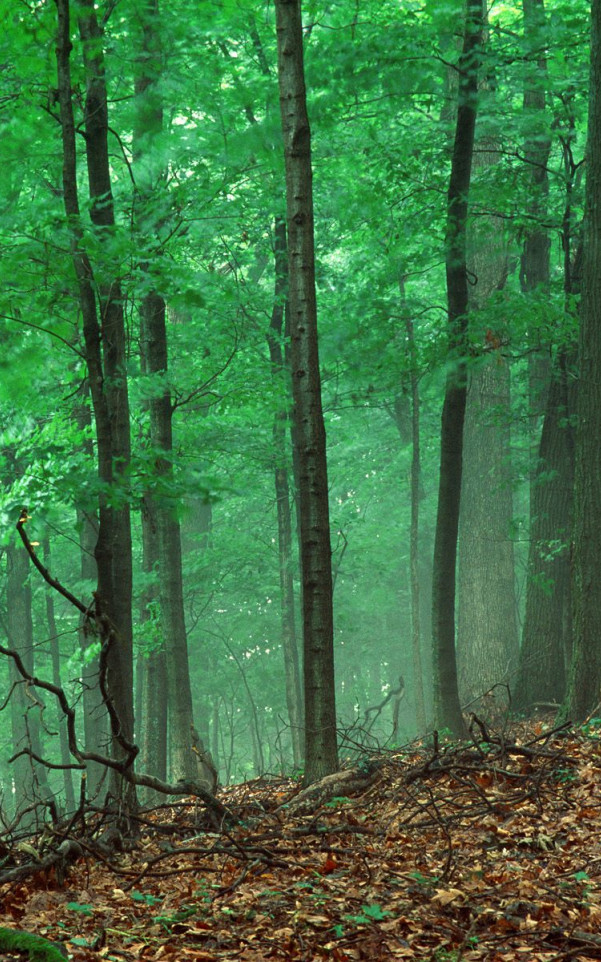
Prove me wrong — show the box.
[2,716,601,962]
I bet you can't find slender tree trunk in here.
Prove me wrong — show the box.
[398,276,426,733]
[432,0,483,736]
[267,215,304,768]
[6,540,52,826]
[55,0,136,809]
[133,0,216,790]
[275,0,338,784]
[74,395,106,798]
[563,0,601,720]
[138,495,168,803]
[43,540,76,812]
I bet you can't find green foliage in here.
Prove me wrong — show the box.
[0,0,591,789]
[0,927,68,962]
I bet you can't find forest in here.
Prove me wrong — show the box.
[1,0,601,957]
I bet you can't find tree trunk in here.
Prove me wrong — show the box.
[267,215,304,768]
[398,276,426,733]
[514,0,572,710]
[55,0,136,810]
[133,0,216,790]
[43,540,76,813]
[521,0,553,422]
[458,362,519,711]
[563,0,601,720]
[74,395,106,799]
[275,0,339,784]
[432,0,483,737]
[6,541,52,827]
[457,102,519,716]
[138,495,168,803]
[514,366,573,707]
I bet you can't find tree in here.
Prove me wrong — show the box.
[267,216,304,767]
[275,0,338,783]
[457,68,519,714]
[54,0,136,807]
[133,0,215,790]
[432,0,484,736]
[563,0,601,721]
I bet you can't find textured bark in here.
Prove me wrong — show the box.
[514,367,573,707]
[432,0,483,736]
[458,363,519,711]
[267,215,304,767]
[563,0,601,720]
[275,0,338,784]
[55,0,135,809]
[514,0,572,710]
[457,111,519,714]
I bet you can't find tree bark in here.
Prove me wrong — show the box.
[55,0,136,809]
[138,494,168,803]
[457,92,519,715]
[43,540,76,812]
[275,0,338,784]
[432,0,483,737]
[267,215,304,768]
[563,0,601,721]
[74,394,106,798]
[398,276,426,733]
[133,0,216,790]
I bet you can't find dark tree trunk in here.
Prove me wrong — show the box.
[74,395,106,798]
[514,365,574,708]
[55,0,136,810]
[275,0,338,784]
[432,0,483,737]
[563,0,601,720]
[43,540,76,812]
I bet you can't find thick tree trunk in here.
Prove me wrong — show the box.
[458,362,519,711]
[514,0,572,710]
[563,0,601,720]
[457,112,519,715]
[521,0,553,420]
[514,367,573,707]
[275,0,338,784]
[432,0,483,737]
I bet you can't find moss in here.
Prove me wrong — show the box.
[0,927,68,961]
